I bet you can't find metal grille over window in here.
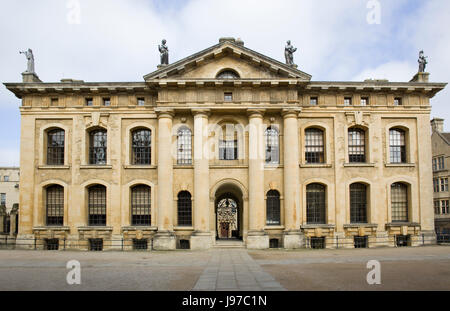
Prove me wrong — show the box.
[46,185,64,226]
[305,128,324,164]
[132,129,151,165]
[88,185,106,226]
[348,128,366,163]
[266,190,280,225]
[391,183,408,222]
[47,129,65,165]
[265,127,279,164]
[177,191,192,226]
[131,185,151,226]
[350,183,367,223]
[89,130,107,165]
[219,139,238,160]
[306,184,326,224]
[389,128,406,163]
[177,127,192,165]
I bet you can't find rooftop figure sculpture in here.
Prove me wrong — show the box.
[19,48,35,73]
[285,40,297,66]
[159,39,169,65]
[418,50,428,73]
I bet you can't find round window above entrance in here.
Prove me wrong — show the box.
[216,69,240,79]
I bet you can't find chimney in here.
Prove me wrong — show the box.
[431,118,444,133]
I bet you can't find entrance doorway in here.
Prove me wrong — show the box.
[214,184,243,240]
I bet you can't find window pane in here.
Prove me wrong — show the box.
[47,129,65,165]
[131,185,151,226]
[132,129,151,165]
[46,185,64,226]
[219,139,238,160]
[177,191,192,226]
[266,190,280,225]
[177,128,192,165]
[306,184,326,224]
[265,127,279,164]
[305,128,324,164]
[348,128,366,163]
[391,183,408,222]
[350,183,367,223]
[89,130,107,165]
[389,129,406,163]
[88,185,106,226]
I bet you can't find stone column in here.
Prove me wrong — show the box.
[191,109,212,250]
[153,108,176,250]
[282,108,303,249]
[247,109,269,249]
[0,206,6,234]
[9,205,18,236]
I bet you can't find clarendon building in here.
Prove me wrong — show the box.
[4,38,447,251]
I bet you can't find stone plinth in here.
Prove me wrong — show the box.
[283,230,304,249]
[21,72,41,83]
[190,232,213,250]
[410,72,429,83]
[153,232,176,250]
[246,231,269,249]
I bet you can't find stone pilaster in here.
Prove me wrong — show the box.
[153,109,176,250]
[282,108,303,249]
[191,109,213,250]
[246,109,268,249]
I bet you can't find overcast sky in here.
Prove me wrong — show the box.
[0,0,449,166]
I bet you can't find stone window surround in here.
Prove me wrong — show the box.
[38,123,70,167]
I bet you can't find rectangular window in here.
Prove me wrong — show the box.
[305,129,325,164]
[85,98,93,106]
[394,98,402,106]
[0,193,5,205]
[433,158,437,171]
[133,239,148,250]
[310,237,325,249]
[50,98,59,107]
[3,176,9,182]
[137,98,145,106]
[224,92,233,102]
[344,97,352,106]
[396,235,410,247]
[103,98,111,106]
[434,200,441,215]
[89,238,103,251]
[360,97,369,106]
[438,156,445,170]
[45,239,59,251]
[219,140,238,160]
[310,97,318,106]
[433,178,439,192]
[443,200,449,214]
[354,236,368,248]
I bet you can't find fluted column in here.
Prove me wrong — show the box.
[191,109,212,250]
[246,109,268,249]
[154,108,176,250]
[282,108,302,248]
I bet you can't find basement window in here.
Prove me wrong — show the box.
[310,237,325,249]
[354,236,368,248]
[45,239,59,251]
[396,235,410,247]
[133,239,148,250]
[178,239,190,249]
[269,238,280,249]
[89,238,103,251]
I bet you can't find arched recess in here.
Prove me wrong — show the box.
[345,124,370,163]
[216,68,241,79]
[302,178,334,225]
[384,122,414,164]
[344,178,373,225]
[80,179,111,226]
[39,123,70,166]
[122,179,156,227]
[36,179,69,227]
[84,125,109,166]
[384,176,417,224]
[299,122,331,165]
[125,122,156,166]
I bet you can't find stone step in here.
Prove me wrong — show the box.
[213,240,246,249]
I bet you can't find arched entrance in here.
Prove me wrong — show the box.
[214,183,243,240]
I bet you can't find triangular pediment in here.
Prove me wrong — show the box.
[144,39,311,81]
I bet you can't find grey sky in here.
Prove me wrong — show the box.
[0,0,449,166]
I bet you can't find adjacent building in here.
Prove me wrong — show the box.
[431,118,450,237]
[0,167,20,235]
[4,38,447,250]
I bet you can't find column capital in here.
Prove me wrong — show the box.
[247,109,265,119]
[155,108,175,119]
[191,108,211,118]
[281,108,301,119]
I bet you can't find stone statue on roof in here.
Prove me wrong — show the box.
[19,48,35,73]
[418,50,428,73]
[159,39,169,65]
[285,40,297,66]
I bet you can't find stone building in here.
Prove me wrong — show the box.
[4,38,447,250]
[431,118,450,236]
[0,167,20,235]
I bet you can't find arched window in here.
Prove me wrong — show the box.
[177,191,192,226]
[306,184,326,224]
[265,127,279,164]
[132,129,151,165]
[219,124,238,160]
[216,70,240,79]
[348,128,366,163]
[389,128,406,163]
[89,129,107,165]
[131,185,151,226]
[391,183,408,222]
[47,129,65,165]
[350,183,367,223]
[266,190,280,225]
[305,128,324,164]
[177,127,192,165]
[46,185,64,226]
[88,185,106,226]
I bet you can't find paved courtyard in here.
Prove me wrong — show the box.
[0,246,449,291]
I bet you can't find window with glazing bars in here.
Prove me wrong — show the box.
[88,185,106,226]
[132,129,151,165]
[265,127,279,164]
[177,191,192,226]
[177,127,192,165]
[434,200,441,215]
[350,183,367,223]
[438,156,445,170]
[89,130,107,165]
[305,128,324,163]
[266,190,280,225]
[46,185,64,226]
[389,129,406,163]
[219,139,238,160]
[47,129,65,165]
[391,183,408,222]
[348,128,366,163]
[131,185,151,226]
[306,184,326,224]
